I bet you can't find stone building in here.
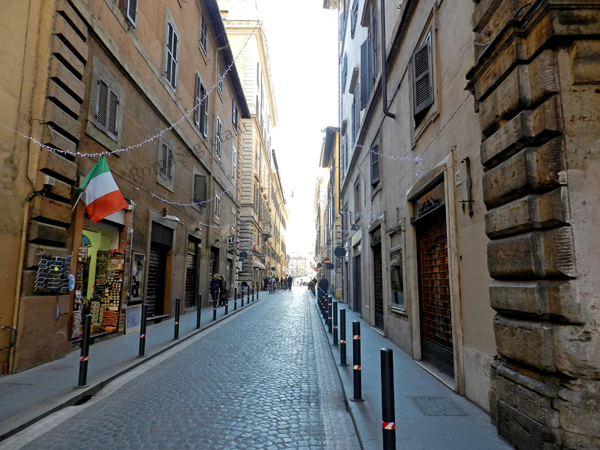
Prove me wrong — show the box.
[467,1,600,448]
[220,2,289,290]
[0,0,249,372]
[334,0,497,414]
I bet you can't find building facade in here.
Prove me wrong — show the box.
[335,0,497,414]
[0,0,249,372]
[220,3,289,290]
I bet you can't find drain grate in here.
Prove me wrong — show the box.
[410,397,468,416]
[38,365,71,372]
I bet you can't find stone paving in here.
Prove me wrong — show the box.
[10,291,359,450]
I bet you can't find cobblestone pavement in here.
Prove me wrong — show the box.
[7,290,360,450]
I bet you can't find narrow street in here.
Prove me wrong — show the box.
[3,290,359,450]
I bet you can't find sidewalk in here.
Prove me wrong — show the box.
[313,293,513,450]
[0,295,261,442]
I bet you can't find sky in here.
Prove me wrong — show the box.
[253,0,339,255]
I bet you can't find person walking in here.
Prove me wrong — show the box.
[287,275,293,291]
[210,274,220,306]
[219,275,228,307]
[317,275,329,304]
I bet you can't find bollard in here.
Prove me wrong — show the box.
[78,314,91,387]
[352,321,364,401]
[333,301,338,346]
[241,289,244,307]
[234,288,238,311]
[328,295,333,333]
[256,282,259,299]
[213,297,217,321]
[339,309,347,365]
[247,287,250,304]
[225,295,229,315]
[252,286,255,302]
[381,348,396,450]
[139,304,148,357]
[174,297,181,339]
[196,294,202,329]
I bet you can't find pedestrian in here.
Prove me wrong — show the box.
[317,275,329,304]
[287,275,293,290]
[263,276,268,291]
[219,275,228,307]
[210,274,220,306]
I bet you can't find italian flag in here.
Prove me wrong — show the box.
[78,156,128,223]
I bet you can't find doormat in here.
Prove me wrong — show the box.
[410,396,468,416]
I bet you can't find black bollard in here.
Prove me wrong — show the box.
[256,282,259,299]
[328,295,333,333]
[339,309,347,365]
[333,301,338,346]
[381,348,396,450]
[225,295,229,315]
[247,287,250,304]
[241,289,244,307]
[352,321,364,401]
[234,288,237,311]
[213,297,217,321]
[252,287,255,302]
[78,314,91,387]
[174,297,181,339]
[139,304,148,357]
[196,294,202,329]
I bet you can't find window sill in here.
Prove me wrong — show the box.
[157,175,174,193]
[371,183,382,199]
[390,305,407,316]
[86,121,119,154]
[411,110,439,149]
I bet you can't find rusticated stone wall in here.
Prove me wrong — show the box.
[467,1,600,449]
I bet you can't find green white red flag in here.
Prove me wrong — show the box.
[78,155,128,223]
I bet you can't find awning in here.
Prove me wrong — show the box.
[252,260,266,269]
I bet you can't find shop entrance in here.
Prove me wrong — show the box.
[185,239,200,309]
[372,240,384,329]
[417,212,454,378]
[352,254,361,314]
[147,222,173,317]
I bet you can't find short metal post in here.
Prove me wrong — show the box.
[252,287,255,302]
[174,297,181,339]
[333,301,338,346]
[241,289,244,307]
[352,321,364,401]
[213,297,217,321]
[381,348,396,450]
[225,295,229,315]
[247,287,250,304]
[196,294,202,329]
[339,309,347,365]
[78,314,91,387]
[328,295,333,333]
[234,288,237,311]
[256,282,259,299]
[139,304,147,357]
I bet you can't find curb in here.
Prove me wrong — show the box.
[0,297,262,443]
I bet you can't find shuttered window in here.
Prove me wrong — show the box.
[369,6,377,90]
[215,117,222,159]
[232,146,237,179]
[232,100,238,130]
[370,142,380,186]
[194,74,201,127]
[193,174,207,204]
[200,17,207,53]
[350,0,358,38]
[201,84,208,137]
[341,54,347,93]
[165,21,179,90]
[360,40,369,110]
[214,192,221,218]
[96,78,119,140]
[218,63,224,94]
[353,83,360,144]
[126,0,137,27]
[160,143,174,180]
[412,37,434,118]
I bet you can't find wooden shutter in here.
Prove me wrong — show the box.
[194,74,200,126]
[360,40,369,110]
[160,144,168,177]
[370,7,377,90]
[107,89,118,138]
[127,0,137,26]
[193,174,207,203]
[412,40,433,116]
[96,80,108,130]
[341,54,347,92]
[167,146,174,179]
[371,143,380,186]
[354,84,360,141]
[202,86,208,137]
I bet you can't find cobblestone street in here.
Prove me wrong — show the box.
[7,291,359,450]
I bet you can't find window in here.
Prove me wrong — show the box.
[353,179,360,222]
[215,116,222,159]
[165,20,179,89]
[232,146,237,179]
[194,74,209,136]
[339,8,346,41]
[412,33,434,124]
[232,100,238,130]
[213,192,221,219]
[341,54,348,93]
[254,185,260,211]
[200,16,207,53]
[95,78,119,140]
[390,251,404,309]
[352,83,360,146]
[360,5,377,110]
[350,0,358,38]
[193,174,207,204]
[341,134,347,183]
[122,0,137,27]
[231,209,236,235]
[160,142,174,180]
[370,142,380,187]
[218,63,224,94]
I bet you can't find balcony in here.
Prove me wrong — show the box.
[261,223,272,239]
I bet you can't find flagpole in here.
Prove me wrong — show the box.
[72,191,83,212]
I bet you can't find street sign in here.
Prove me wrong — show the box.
[334,246,346,258]
[327,263,334,270]
[317,263,322,268]
[323,258,331,264]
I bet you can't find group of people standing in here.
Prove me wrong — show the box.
[263,275,293,292]
[210,274,229,306]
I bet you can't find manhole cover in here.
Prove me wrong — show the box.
[410,397,468,416]
[38,365,71,372]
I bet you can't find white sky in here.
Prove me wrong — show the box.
[253,0,339,254]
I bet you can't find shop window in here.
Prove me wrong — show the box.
[390,251,404,309]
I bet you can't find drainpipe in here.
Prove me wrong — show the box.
[380,0,395,119]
